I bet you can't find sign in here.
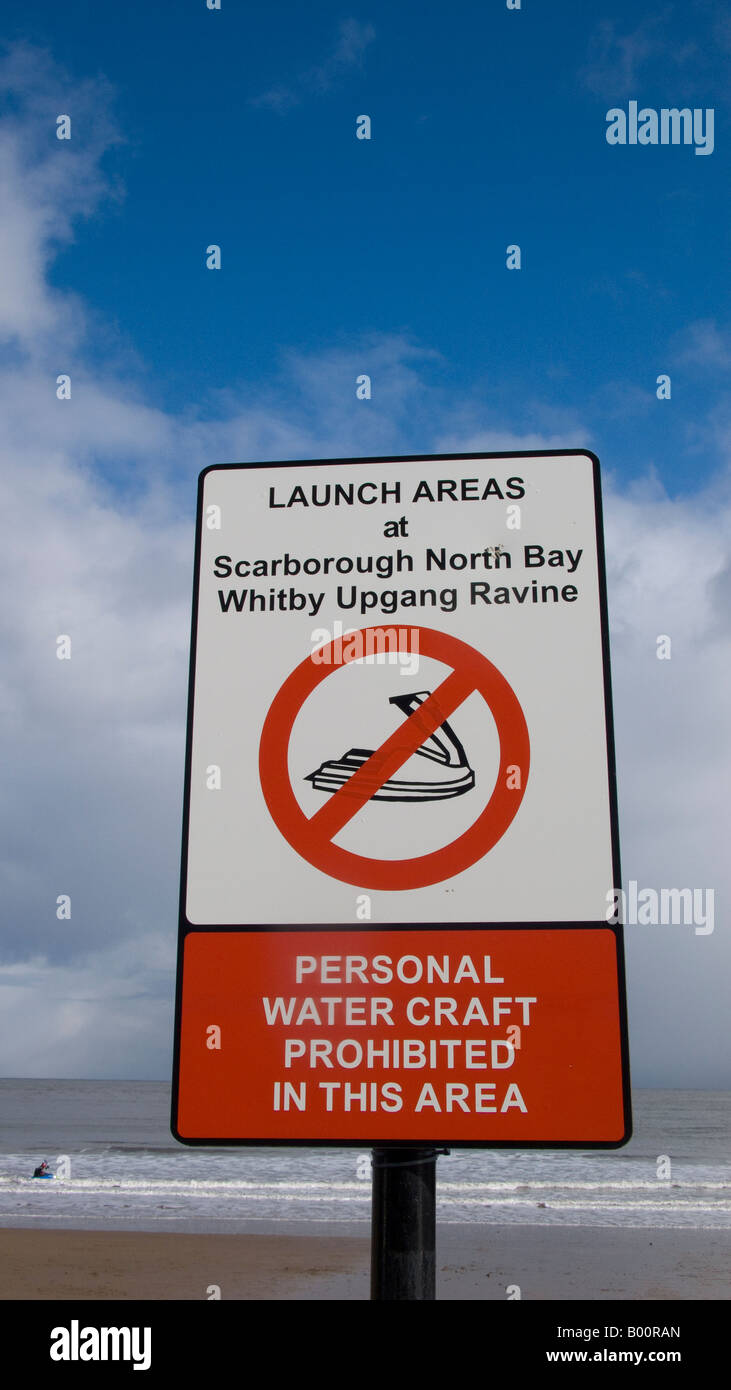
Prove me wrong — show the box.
[259,626,530,890]
[177,929,625,1144]
[172,451,631,1147]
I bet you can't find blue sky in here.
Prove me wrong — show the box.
[0,3,729,1084]
[4,1,729,491]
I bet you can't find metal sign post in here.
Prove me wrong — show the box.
[371,1148,438,1300]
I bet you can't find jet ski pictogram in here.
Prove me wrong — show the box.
[305,691,475,802]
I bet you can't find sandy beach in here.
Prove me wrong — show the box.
[2,1225,728,1300]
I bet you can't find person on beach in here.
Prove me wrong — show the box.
[32,1160,51,1178]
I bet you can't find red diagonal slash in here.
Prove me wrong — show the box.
[309,667,476,841]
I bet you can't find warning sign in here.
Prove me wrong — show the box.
[176,929,626,1145]
[259,625,530,890]
[173,451,631,1146]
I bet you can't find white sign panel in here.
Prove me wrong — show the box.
[182,452,619,926]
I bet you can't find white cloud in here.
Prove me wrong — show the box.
[674,320,731,371]
[308,16,376,90]
[604,478,731,1086]
[581,17,665,97]
[580,14,699,99]
[252,17,375,112]
[0,945,173,1079]
[0,41,123,355]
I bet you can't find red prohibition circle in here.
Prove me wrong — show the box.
[259,625,530,891]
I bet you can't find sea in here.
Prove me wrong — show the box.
[0,1081,728,1234]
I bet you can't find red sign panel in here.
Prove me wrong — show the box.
[175,928,627,1146]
